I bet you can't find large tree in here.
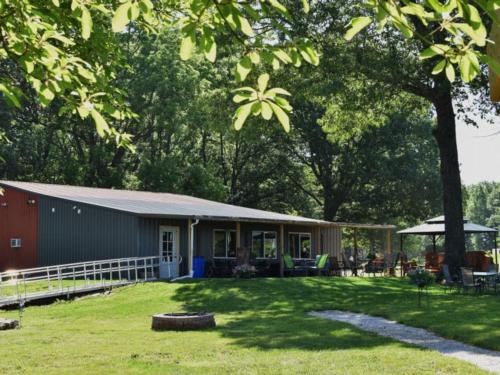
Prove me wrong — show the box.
[294,1,500,272]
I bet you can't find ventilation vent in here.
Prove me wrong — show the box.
[10,238,21,248]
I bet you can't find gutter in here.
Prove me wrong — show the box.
[171,218,199,282]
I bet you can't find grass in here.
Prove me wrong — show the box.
[0,277,497,374]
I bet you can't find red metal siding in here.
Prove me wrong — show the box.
[0,187,38,271]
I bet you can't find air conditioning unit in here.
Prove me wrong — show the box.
[10,238,21,248]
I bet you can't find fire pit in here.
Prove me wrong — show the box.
[151,312,215,331]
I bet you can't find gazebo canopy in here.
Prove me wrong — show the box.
[398,216,498,235]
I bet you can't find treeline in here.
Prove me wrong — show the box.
[0,28,443,227]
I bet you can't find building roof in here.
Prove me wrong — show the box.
[1,181,330,225]
[398,216,498,235]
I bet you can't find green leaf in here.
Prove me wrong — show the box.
[420,44,450,59]
[479,53,500,77]
[237,14,254,37]
[298,43,319,66]
[81,6,92,40]
[459,53,480,82]
[302,0,310,14]
[180,29,196,61]
[236,56,252,82]
[273,49,292,64]
[345,17,372,41]
[233,93,251,103]
[261,101,273,120]
[0,83,21,107]
[112,1,131,32]
[268,0,290,19]
[201,29,216,62]
[258,73,270,92]
[248,51,260,65]
[432,59,446,75]
[233,102,253,131]
[265,87,291,97]
[445,62,455,82]
[426,0,445,13]
[91,109,110,137]
[269,102,290,132]
[455,23,487,47]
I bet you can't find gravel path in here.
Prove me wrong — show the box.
[310,310,500,374]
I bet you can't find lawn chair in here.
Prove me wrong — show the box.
[283,254,300,277]
[310,254,329,276]
[460,267,482,294]
[441,264,459,293]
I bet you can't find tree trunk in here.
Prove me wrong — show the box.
[432,87,467,273]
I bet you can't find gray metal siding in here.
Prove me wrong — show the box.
[38,196,138,266]
[137,218,189,275]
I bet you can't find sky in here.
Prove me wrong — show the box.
[456,116,500,186]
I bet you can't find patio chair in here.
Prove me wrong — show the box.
[441,264,459,293]
[310,254,329,276]
[283,254,300,277]
[460,267,482,294]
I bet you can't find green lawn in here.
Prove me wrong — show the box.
[0,277,497,374]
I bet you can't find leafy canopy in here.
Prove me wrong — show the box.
[1,0,499,144]
[346,0,500,83]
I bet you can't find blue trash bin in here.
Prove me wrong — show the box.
[193,256,205,278]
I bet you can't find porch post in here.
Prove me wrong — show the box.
[236,221,241,249]
[495,233,498,272]
[280,224,284,278]
[188,218,192,276]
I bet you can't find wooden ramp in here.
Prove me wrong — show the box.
[0,256,160,308]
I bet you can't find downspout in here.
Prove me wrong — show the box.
[171,218,199,282]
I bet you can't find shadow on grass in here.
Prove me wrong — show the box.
[171,277,500,351]
[169,278,421,351]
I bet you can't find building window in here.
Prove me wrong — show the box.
[289,232,312,259]
[251,231,277,259]
[213,230,236,258]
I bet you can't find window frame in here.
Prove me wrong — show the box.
[288,232,313,260]
[213,229,237,259]
[251,230,278,259]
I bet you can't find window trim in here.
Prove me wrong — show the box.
[251,230,278,259]
[288,232,313,260]
[213,229,237,259]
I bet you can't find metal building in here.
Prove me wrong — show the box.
[0,181,393,276]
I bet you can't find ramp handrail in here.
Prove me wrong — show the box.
[0,256,160,306]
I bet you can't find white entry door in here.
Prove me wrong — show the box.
[159,226,180,279]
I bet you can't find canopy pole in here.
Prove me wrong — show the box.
[400,234,404,277]
[353,229,358,277]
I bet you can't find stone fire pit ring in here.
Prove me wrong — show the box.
[152,312,216,331]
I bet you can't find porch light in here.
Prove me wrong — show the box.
[27,199,36,205]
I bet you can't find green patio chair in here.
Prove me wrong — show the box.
[283,254,298,276]
[312,254,329,276]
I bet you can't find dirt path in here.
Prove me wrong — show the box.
[310,310,500,374]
